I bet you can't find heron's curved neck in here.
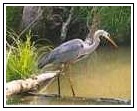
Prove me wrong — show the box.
[88,37,100,53]
[83,32,101,54]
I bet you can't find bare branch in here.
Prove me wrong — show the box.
[60,7,74,42]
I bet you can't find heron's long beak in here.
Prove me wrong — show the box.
[106,36,118,48]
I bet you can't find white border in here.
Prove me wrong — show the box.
[3,3,133,108]
[5,3,133,6]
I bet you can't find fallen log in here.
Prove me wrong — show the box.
[6,71,60,97]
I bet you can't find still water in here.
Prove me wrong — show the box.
[8,47,131,105]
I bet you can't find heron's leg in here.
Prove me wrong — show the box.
[56,64,65,97]
[66,64,76,97]
[57,73,61,97]
[67,72,76,97]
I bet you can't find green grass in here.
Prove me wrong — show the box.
[6,32,38,82]
[6,29,54,82]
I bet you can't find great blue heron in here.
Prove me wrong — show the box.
[38,30,118,97]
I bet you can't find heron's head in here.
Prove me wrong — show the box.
[94,30,118,48]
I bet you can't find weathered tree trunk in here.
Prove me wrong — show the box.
[60,7,74,42]
[6,71,60,97]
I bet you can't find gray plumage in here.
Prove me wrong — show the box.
[38,39,84,68]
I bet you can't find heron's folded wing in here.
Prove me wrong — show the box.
[49,40,84,63]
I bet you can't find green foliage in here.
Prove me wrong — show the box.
[73,7,92,19]
[99,6,131,44]
[6,31,38,82]
[6,6,23,30]
[73,6,131,45]
[6,28,54,81]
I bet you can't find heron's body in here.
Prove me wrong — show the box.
[39,39,83,68]
[38,38,100,68]
[38,30,118,97]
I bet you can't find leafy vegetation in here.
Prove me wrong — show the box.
[100,6,131,45]
[6,29,53,82]
[6,30,38,82]
[73,6,131,45]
